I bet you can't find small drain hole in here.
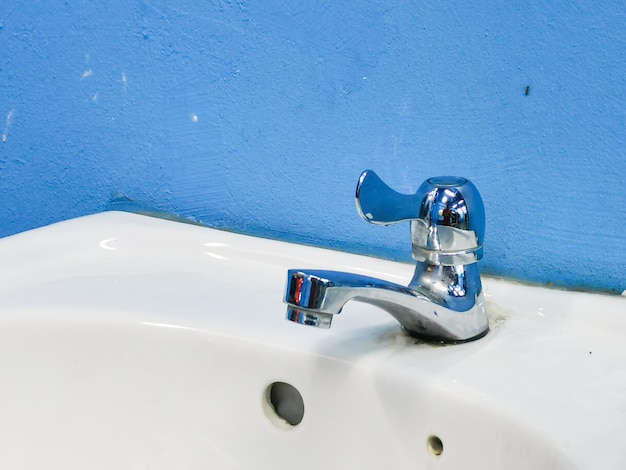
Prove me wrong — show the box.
[427,435,444,456]
[266,382,304,426]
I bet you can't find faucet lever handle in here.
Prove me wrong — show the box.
[355,170,422,225]
[355,169,485,265]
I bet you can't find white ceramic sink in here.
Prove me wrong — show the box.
[0,211,624,469]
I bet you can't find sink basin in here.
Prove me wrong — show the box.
[0,211,624,469]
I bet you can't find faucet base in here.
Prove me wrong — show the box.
[404,325,489,344]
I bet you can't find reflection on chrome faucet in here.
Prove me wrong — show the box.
[284,170,489,343]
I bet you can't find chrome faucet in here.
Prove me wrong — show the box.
[284,170,489,343]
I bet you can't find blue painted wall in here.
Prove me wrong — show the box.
[1,1,625,292]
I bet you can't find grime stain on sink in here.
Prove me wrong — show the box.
[485,302,508,330]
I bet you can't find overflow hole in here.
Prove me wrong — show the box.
[265,382,304,427]
[428,435,444,456]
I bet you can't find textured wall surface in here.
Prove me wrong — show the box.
[1,1,624,292]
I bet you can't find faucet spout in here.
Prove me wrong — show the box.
[285,268,488,343]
